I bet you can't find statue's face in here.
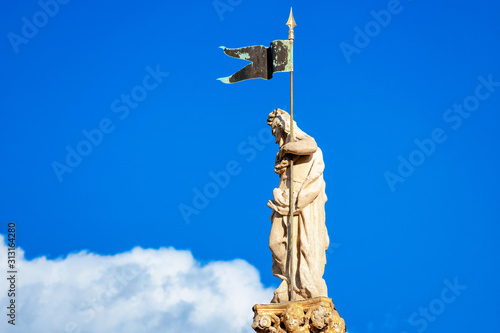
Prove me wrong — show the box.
[272,124,286,146]
[285,315,299,331]
[283,305,303,331]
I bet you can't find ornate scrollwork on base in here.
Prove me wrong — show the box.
[252,297,346,333]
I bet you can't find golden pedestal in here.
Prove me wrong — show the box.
[252,297,346,333]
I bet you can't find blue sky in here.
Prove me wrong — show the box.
[1,0,500,332]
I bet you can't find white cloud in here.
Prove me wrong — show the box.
[0,235,274,333]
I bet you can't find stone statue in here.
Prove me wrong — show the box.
[267,109,329,303]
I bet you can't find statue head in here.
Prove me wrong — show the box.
[283,304,304,332]
[267,108,306,147]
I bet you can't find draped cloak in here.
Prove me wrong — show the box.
[269,146,329,303]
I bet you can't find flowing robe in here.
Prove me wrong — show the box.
[269,142,329,303]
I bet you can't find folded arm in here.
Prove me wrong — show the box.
[281,137,318,156]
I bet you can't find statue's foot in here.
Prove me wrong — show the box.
[271,280,289,303]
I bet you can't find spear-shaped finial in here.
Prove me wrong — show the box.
[286,7,296,40]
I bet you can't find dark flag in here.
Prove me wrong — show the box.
[217,40,293,84]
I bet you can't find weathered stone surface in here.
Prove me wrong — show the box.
[252,297,346,333]
[267,109,329,303]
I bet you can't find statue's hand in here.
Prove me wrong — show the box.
[273,188,288,207]
[274,156,291,174]
[267,200,289,216]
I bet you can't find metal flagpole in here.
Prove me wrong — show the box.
[286,7,297,301]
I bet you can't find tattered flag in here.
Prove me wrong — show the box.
[217,40,292,84]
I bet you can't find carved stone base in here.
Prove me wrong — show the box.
[252,297,346,333]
